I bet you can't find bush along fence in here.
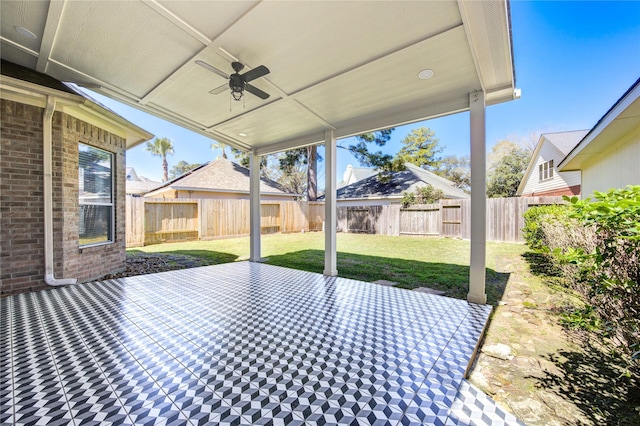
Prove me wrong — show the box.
[127,196,564,247]
[522,185,640,373]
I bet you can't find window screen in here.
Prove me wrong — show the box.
[79,144,113,246]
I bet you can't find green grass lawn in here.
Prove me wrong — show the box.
[128,232,527,304]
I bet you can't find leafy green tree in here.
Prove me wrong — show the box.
[278,146,321,200]
[277,129,396,200]
[344,129,395,169]
[211,141,228,159]
[145,137,174,182]
[395,127,443,171]
[401,185,445,208]
[270,152,307,196]
[435,155,470,193]
[485,143,531,198]
[168,160,202,179]
[230,148,269,177]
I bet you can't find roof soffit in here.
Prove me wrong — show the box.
[1,0,516,153]
[560,81,640,170]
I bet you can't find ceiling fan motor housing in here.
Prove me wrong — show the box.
[231,61,245,73]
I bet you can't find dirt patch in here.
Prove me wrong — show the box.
[98,253,217,280]
[470,252,640,425]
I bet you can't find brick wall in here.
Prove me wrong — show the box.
[60,114,127,283]
[521,185,581,197]
[1,100,47,295]
[0,99,127,296]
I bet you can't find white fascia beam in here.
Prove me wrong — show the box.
[324,130,338,276]
[254,99,471,157]
[254,132,326,157]
[468,90,487,304]
[559,81,640,170]
[36,0,66,73]
[458,0,516,102]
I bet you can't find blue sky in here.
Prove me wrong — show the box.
[88,1,640,184]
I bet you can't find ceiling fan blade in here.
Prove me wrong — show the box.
[242,65,270,83]
[245,83,270,100]
[195,60,229,79]
[209,83,229,95]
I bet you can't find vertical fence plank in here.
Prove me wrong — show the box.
[125,196,566,246]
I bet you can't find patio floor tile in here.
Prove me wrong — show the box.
[2,261,523,425]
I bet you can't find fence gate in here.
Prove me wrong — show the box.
[308,202,325,231]
[347,208,371,233]
[260,204,281,234]
[144,201,198,245]
[441,200,462,237]
[399,204,440,236]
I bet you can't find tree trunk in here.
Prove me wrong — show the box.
[162,157,169,182]
[307,145,317,201]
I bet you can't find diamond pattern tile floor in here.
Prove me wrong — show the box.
[1,261,523,425]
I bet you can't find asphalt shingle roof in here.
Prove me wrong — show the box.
[146,158,296,196]
[544,130,589,156]
[327,163,469,200]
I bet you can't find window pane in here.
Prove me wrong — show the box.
[79,205,112,245]
[79,143,113,246]
[79,144,112,204]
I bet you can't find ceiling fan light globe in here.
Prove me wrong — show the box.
[231,86,243,101]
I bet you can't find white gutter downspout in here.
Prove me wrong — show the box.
[43,96,77,286]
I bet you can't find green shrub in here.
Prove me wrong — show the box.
[559,305,601,332]
[562,186,640,364]
[523,186,640,370]
[523,204,596,282]
[401,185,444,208]
[523,204,571,251]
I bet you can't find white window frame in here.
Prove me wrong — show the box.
[79,143,114,247]
[538,159,554,182]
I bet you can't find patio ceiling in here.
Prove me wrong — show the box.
[0,0,516,154]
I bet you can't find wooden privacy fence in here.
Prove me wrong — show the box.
[335,196,564,242]
[126,196,564,246]
[126,198,315,247]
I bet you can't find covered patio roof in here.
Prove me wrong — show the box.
[1,0,518,304]
[1,0,516,153]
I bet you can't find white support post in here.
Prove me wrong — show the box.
[249,151,262,262]
[324,130,338,276]
[468,90,487,304]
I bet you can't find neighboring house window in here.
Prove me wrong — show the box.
[538,160,554,181]
[79,143,114,246]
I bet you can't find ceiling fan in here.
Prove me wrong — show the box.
[196,60,270,101]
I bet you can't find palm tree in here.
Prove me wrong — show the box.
[145,137,174,182]
[211,141,228,159]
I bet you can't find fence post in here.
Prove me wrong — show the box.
[197,199,202,241]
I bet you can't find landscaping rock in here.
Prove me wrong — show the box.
[482,343,514,360]
[413,287,446,295]
[372,279,398,286]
